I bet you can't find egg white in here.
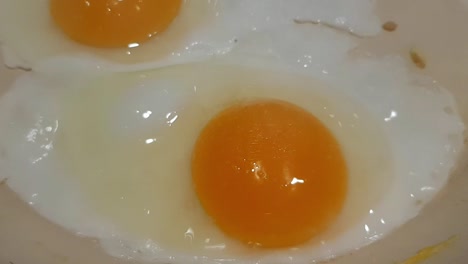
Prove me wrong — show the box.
[0,23,465,264]
[0,0,381,70]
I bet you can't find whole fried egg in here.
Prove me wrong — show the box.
[0,23,465,263]
[0,0,380,70]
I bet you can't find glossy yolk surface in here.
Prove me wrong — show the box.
[50,0,182,48]
[192,100,348,248]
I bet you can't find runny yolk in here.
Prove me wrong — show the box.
[192,100,348,248]
[50,0,182,48]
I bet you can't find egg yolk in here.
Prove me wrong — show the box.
[192,100,348,248]
[50,0,182,48]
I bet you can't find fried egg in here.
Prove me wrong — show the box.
[0,24,464,263]
[0,0,381,70]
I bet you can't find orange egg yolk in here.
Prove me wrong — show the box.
[192,100,348,248]
[50,0,182,48]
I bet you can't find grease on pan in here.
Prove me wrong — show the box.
[410,49,427,69]
[382,21,398,32]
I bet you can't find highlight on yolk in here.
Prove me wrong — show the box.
[50,0,182,48]
[192,100,348,248]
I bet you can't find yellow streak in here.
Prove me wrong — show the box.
[400,236,456,264]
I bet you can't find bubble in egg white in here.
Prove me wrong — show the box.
[0,0,381,70]
[0,24,465,264]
